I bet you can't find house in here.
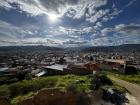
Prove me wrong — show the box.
[124,65,137,74]
[0,67,9,76]
[31,69,40,75]
[35,70,46,77]
[99,59,125,72]
[63,64,93,75]
[84,63,100,71]
[0,63,7,68]
[0,67,18,76]
[100,59,137,74]
[44,64,66,75]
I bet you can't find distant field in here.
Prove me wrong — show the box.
[106,71,140,86]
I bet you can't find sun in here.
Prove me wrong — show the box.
[48,13,59,22]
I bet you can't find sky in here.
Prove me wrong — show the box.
[0,0,140,47]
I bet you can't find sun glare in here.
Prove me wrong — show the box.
[48,13,59,22]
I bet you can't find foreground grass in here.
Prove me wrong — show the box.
[105,71,140,86]
[0,74,126,105]
[11,92,36,105]
[10,75,91,105]
[0,75,91,98]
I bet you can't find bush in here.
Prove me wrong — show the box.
[66,83,78,92]
[91,73,113,90]
[0,85,10,96]
[0,75,90,98]
[7,77,58,97]
[0,77,18,85]
[11,92,35,105]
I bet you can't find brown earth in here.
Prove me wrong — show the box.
[0,88,109,105]
[0,97,11,105]
[20,88,92,105]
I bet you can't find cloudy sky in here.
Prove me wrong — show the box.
[0,0,140,47]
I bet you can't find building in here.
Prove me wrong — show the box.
[63,64,93,75]
[84,63,100,71]
[44,64,66,75]
[100,59,137,74]
[0,67,18,76]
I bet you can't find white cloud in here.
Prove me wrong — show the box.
[0,0,14,10]
[0,0,136,26]
[101,28,113,36]
[0,20,47,45]
[101,23,140,37]
[0,0,138,46]
[86,9,109,23]
[0,0,109,21]
[62,39,90,47]
[115,23,140,35]
[0,20,23,40]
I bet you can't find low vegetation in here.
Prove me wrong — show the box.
[91,72,126,93]
[0,76,18,85]
[0,74,126,105]
[0,75,91,104]
[105,71,140,86]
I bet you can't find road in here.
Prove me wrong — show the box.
[109,76,140,104]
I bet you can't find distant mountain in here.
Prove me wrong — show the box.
[0,44,139,53]
[0,46,64,53]
[81,44,140,52]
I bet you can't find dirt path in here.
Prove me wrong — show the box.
[109,76,140,104]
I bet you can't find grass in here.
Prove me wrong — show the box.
[105,71,140,86]
[0,76,18,85]
[0,74,126,105]
[0,75,91,98]
[11,75,91,105]
[11,92,36,105]
[102,80,127,93]
[56,75,91,92]
[94,72,127,93]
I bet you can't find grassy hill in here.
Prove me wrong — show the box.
[0,74,126,105]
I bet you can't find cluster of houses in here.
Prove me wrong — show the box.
[100,59,137,74]
[0,52,139,79]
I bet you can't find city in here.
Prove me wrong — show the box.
[0,45,140,105]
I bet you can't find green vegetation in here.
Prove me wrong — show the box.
[57,75,91,92]
[105,71,140,86]
[0,74,126,105]
[11,92,35,105]
[91,72,126,93]
[0,76,18,85]
[0,75,91,98]
[102,80,127,93]
[0,75,91,105]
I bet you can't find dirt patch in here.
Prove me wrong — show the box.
[20,88,91,105]
[125,93,140,105]
[0,97,11,105]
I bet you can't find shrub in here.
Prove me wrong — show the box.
[0,75,90,98]
[91,73,113,90]
[0,85,10,96]
[7,77,58,97]
[66,83,78,92]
